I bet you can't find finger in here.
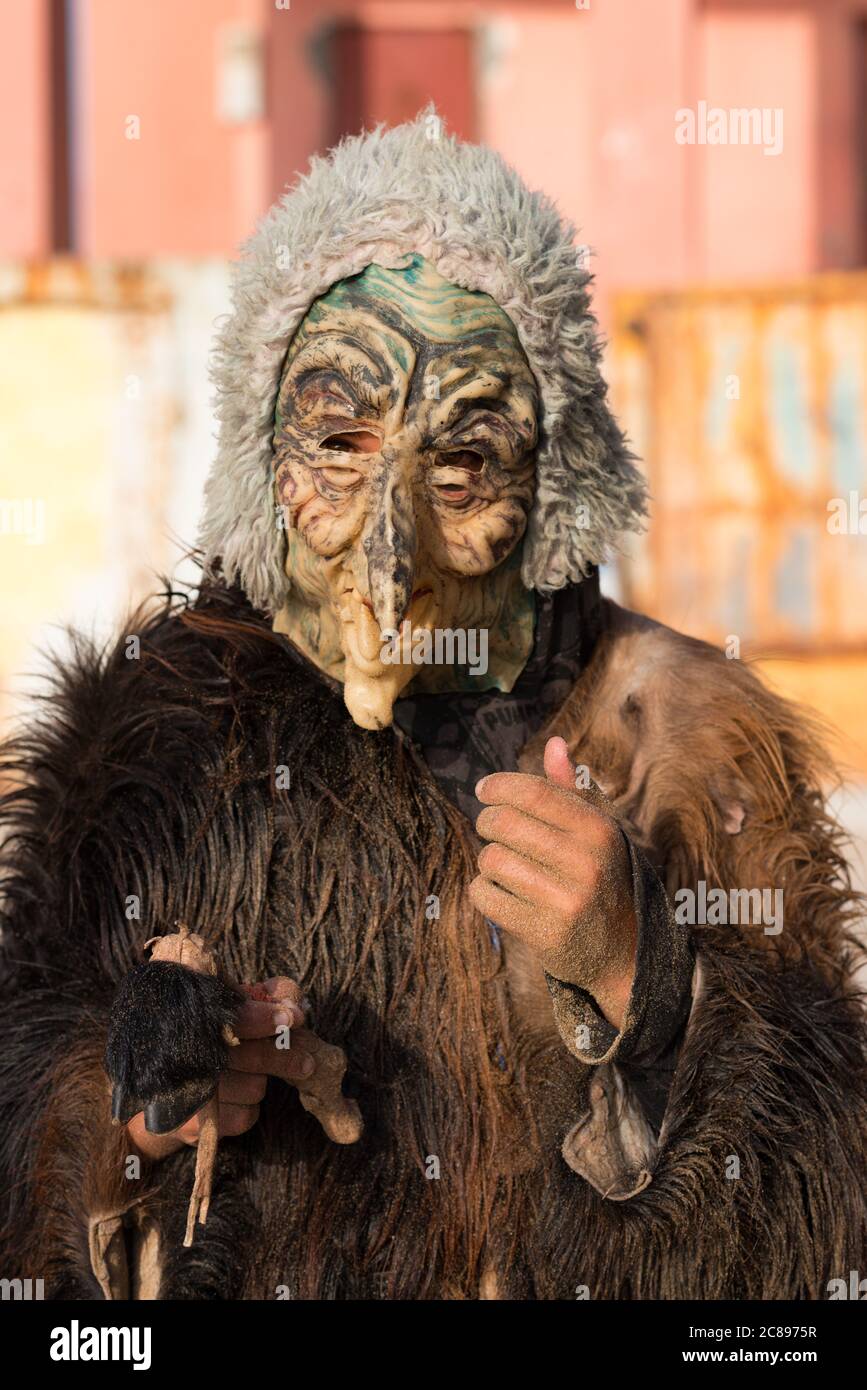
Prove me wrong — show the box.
[234,998,303,1039]
[468,875,539,940]
[477,842,575,914]
[127,1111,186,1160]
[217,1069,268,1106]
[475,770,599,834]
[544,735,610,812]
[171,1097,262,1146]
[263,977,305,1007]
[476,804,583,875]
[216,1103,260,1139]
[229,1034,316,1084]
[244,977,306,1010]
[226,1037,278,1072]
[174,1113,203,1146]
[543,735,576,792]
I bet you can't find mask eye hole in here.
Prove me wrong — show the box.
[437,449,485,473]
[432,449,485,506]
[320,430,380,454]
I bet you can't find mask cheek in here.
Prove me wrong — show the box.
[284,476,367,558]
[436,498,530,575]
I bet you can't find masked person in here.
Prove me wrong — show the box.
[1,113,864,1301]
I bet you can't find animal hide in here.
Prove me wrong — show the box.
[0,584,865,1299]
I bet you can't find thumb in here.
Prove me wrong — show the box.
[543,735,576,792]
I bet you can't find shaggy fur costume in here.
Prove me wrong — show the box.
[0,112,864,1300]
[0,586,864,1299]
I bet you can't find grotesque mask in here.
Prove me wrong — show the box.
[272,255,539,730]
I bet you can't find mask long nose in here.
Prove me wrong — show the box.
[362,456,416,632]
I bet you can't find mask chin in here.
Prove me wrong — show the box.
[343,665,407,731]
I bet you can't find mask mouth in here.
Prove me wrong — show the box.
[340,585,438,677]
[340,588,381,674]
[339,582,441,730]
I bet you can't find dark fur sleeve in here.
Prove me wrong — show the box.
[528,605,867,1297]
[538,933,867,1299]
[546,830,695,1131]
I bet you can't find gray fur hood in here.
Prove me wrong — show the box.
[200,110,646,613]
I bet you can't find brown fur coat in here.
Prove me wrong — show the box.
[0,586,864,1299]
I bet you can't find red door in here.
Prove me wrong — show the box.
[329,24,477,147]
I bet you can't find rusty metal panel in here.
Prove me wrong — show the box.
[612,274,867,653]
[0,258,230,735]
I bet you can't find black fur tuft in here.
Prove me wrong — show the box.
[105,960,242,1130]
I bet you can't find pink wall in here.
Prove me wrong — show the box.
[481,0,824,311]
[481,0,696,318]
[0,0,51,257]
[698,8,817,280]
[75,0,270,257]
[268,2,329,198]
[0,0,862,299]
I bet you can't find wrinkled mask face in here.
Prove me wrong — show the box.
[272,255,539,729]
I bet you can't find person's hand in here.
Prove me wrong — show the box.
[469,736,637,1030]
[127,977,315,1160]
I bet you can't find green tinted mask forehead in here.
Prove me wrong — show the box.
[274,254,526,429]
[315,250,516,341]
[307,252,518,346]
